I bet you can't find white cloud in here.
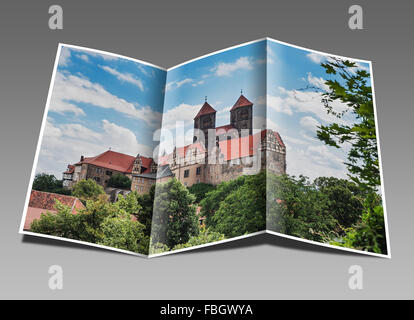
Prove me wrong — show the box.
[161,103,202,130]
[49,71,161,127]
[59,47,71,66]
[166,78,193,91]
[192,80,205,87]
[267,45,276,64]
[262,94,293,115]
[100,65,144,91]
[212,56,253,77]
[78,54,90,63]
[285,144,348,181]
[37,119,153,177]
[300,116,320,132]
[306,72,330,91]
[271,86,351,126]
[306,52,325,64]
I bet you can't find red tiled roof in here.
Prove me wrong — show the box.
[230,94,253,111]
[25,190,86,230]
[63,164,75,174]
[74,150,153,174]
[218,132,260,161]
[76,150,135,173]
[29,190,84,211]
[215,124,235,135]
[158,143,206,166]
[194,102,216,119]
[158,129,284,164]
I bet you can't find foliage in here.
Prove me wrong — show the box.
[187,183,216,203]
[31,201,82,239]
[200,175,248,229]
[149,242,170,255]
[318,58,380,191]
[107,173,131,189]
[135,185,155,237]
[150,178,199,249]
[172,228,226,251]
[313,176,364,228]
[30,194,149,255]
[98,212,148,254]
[32,173,71,195]
[72,179,105,203]
[331,194,387,254]
[115,192,141,216]
[266,174,339,242]
[209,172,266,238]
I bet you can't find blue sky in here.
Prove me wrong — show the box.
[37,40,372,181]
[160,40,267,153]
[266,39,371,179]
[160,39,372,180]
[36,45,166,177]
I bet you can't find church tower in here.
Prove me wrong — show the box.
[230,93,253,136]
[193,98,216,150]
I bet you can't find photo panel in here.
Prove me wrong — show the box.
[265,38,389,257]
[20,44,167,256]
[150,40,268,256]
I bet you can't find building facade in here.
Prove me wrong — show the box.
[64,150,156,195]
[63,94,286,193]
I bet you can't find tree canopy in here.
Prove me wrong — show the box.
[107,173,131,189]
[150,178,199,250]
[32,173,70,195]
[72,179,105,203]
[187,183,216,203]
[317,58,379,192]
[31,193,149,255]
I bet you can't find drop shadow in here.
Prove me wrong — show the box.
[175,232,371,258]
[22,232,380,259]
[21,234,137,258]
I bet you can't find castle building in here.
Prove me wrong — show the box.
[158,94,286,187]
[64,150,156,194]
[63,94,286,193]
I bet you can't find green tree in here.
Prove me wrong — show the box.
[72,179,105,203]
[314,176,364,228]
[211,172,266,238]
[135,185,155,237]
[317,58,379,191]
[32,173,71,195]
[99,212,149,254]
[31,195,150,255]
[31,200,82,239]
[150,178,199,249]
[188,183,216,203]
[200,175,248,229]
[331,194,387,254]
[115,192,141,216]
[266,174,338,242]
[172,228,226,251]
[107,173,131,189]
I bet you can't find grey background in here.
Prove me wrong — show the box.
[0,0,412,299]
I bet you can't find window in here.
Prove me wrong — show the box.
[106,170,112,176]
[196,167,201,175]
[94,177,100,183]
[184,169,190,178]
